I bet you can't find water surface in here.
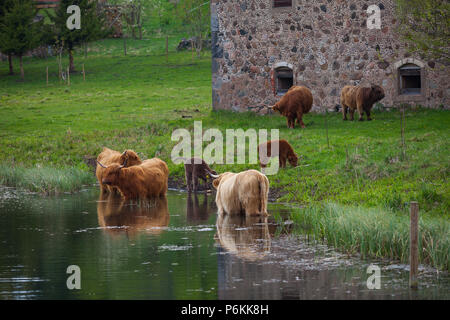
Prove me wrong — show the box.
[0,187,448,300]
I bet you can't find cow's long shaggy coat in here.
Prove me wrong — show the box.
[212,170,269,216]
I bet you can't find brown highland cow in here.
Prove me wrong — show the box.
[97,158,169,200]
[271,86,313,129]
[258,139,298,168]
[96,148,142,193]
[340,85,385,121]
[181,157,218,192]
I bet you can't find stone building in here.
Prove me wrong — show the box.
[211,0,449,113]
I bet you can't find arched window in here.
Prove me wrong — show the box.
[398,63,422,95]
[275,66,293,95]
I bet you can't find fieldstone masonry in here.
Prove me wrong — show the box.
[211,0,449,114]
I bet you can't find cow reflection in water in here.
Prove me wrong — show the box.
[97,193,170,237]
[186,193,212,222]
[215,214,271,261]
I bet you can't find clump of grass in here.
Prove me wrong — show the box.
[0,165,95,194]
[290,203,449,271]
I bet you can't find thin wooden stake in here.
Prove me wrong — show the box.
[82,64,85,81]
[46,66,48,86]
[67,66,70,86]
[410,202,419,289]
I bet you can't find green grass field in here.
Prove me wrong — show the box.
[1,38,449,269]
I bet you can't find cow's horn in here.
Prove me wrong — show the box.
[97,161,107,168]
[122,150,127,156]
[121,157,128,168]
[209,173,220,179]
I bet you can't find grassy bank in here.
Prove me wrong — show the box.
[0,165,95,194]
[283,203,449,271]
[0,38,449,213]
[0,37,449,269]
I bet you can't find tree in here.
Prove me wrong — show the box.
[177,0,210,57]
[0,0,19,75]
[0,0,43,79]
[49,0,108,73]
[395,0,450,62]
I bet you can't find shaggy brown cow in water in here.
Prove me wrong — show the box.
[271,86,313,129]
[96,148,142,193]
[97,158,169,200]
[340,85,385,121]
[212,170,269,216]
[258,139,298,168]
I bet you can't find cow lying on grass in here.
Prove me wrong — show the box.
[340,84,385,121]
[97,157,169,200]
[271,85,313,129]
[258,139,298,169]
[212,170,269,216]
[96,147,142,194]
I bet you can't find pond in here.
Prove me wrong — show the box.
[0,187,448,300]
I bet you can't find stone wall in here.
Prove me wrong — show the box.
[211,0,449,113]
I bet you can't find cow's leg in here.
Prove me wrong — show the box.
[99,183,107,194]
[288,116,295,129]
[297,111,305,128]
[357,103,365,121]
[279,156,286,168]
[365,107,372,121]
[192,170,199,192]
[342,105,348,120]
[286,118,292,129]
[185,170,192,192]
[350,108,356,121]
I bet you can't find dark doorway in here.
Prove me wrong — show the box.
[276,67,293,95]
[399,64,421,95]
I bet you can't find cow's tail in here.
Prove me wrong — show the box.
[259,174,269,216]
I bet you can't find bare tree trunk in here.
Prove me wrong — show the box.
[19,55,24,80]
[8,54,14,75]
[69,49,75,73]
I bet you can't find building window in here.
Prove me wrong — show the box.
[275,67,293,95]
[398,64,422,95]
[273,0,293,8]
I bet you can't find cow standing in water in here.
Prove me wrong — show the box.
[212,170,269,216]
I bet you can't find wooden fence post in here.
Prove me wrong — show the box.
[67,66,70,86]
[46,66,48,86]
[410,201,419,289]
[82,64,85,81]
